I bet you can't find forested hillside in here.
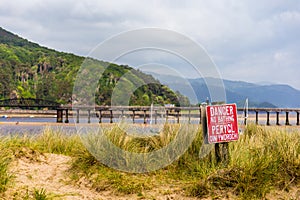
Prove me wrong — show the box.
[0,27,189,106]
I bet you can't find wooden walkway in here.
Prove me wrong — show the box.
[57,106,300,126]
[0,98,299,125]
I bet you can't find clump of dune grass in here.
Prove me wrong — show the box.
[34,127,83,156]
[0,148,12,193]
[77,123,197,173]
[0,124,299,199]
[71,123,300,198]
[69,123,198,193]
[187,124,300,199]
[1,127,83,156]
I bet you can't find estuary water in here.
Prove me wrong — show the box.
[0,111,298,135]
[0,116,194,134]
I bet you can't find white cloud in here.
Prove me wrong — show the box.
[0,0,300,89]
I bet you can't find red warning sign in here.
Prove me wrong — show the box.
[206,103,239,144]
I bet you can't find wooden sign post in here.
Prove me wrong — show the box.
[202,103,239,165]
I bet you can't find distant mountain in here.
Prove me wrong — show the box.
[0,27,189,106]
[146,73,300,108]
[255,81,276,86]
[221,78,300,108]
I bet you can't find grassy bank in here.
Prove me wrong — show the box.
[0,124,299,199]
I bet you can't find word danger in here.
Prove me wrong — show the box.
[206,104,239,143]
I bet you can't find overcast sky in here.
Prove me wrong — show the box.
[1,0,300,89]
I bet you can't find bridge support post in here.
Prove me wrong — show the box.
[76,109,79,123]
[166,110,169,123]
[99,110,102,123]
[132,110,135,123]
[176,109,180,124]
[65,109,69,123]
[266,111,270,126]
[87,110,91,123]
[255,111,259,125]
[110,110,113,123]
[285,112,290,126]
[57,109,63,123]
[297,112,299,126]
[155,110,157,124]
[244,109,247,125]
[143,109,147,124]
[276,112,280,125]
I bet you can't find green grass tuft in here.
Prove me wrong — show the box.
[0,151,11,193]
[33,188,48,200]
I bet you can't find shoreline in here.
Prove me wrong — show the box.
[0,109,57,118]
[0,121,75,126]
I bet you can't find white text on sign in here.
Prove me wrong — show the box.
[206,104,239,143]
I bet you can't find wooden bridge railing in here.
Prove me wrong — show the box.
[57,106,300,126]
[1,98,299,126]
[238,108,300,126]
